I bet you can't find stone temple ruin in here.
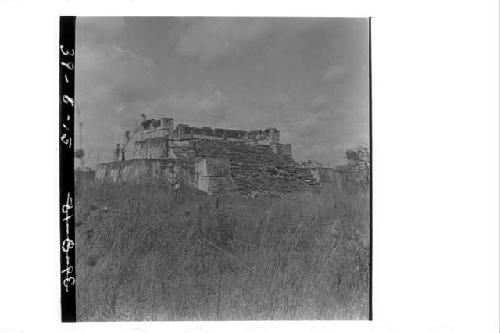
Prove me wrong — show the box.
[96,116,344,195]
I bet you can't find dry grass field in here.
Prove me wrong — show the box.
[74,180,370,321]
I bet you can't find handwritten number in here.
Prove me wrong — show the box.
[62,238,74,253]
[59,45,75,56]
[61,134,72,148]
[59,15,76,297]
[62,95,74,107]
[61,62,74,70]
[61,266,73,275]
[61,192,74,292]
[62,277,75,292]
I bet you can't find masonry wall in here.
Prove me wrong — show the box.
[95,158,237,195]
[185,139,315,194]
[140,118,174,140]
[271,143,292,157]
[132,138,169,159]
[139,117,281,144]
[195,158,235,195]
[308,167,342,189]
[95,159,196,189]
[124,137,317,195]
[132,137,294,162]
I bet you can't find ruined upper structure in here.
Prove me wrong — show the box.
[134,117,292,160]
[140,117,279,142]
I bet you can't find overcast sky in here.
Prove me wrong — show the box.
[76,17,369,167]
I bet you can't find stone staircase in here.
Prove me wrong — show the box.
[171,139,318,195]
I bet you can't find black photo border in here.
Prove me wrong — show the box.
[59,16,76,323]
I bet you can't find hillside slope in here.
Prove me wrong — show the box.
[75,181,370,321]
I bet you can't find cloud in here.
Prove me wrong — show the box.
[309,95,330,114]
[175,18,326,63]
[196,90,227,110]
[323,64,346,81]
[76,42,161,107]
[176,18,271,61]
[76,17,126,46]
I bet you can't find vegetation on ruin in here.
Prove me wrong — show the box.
[74,180,370,320]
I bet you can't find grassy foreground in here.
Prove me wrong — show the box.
[75,181,370,321]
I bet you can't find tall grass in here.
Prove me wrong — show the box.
[75,181,370,321]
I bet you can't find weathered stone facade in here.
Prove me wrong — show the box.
[95,159,195,187]
[96,117,341,195]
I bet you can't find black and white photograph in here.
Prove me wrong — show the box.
[72,16,371,321]
[0,1,498,332]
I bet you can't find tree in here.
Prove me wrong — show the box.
[345,145,370,185]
